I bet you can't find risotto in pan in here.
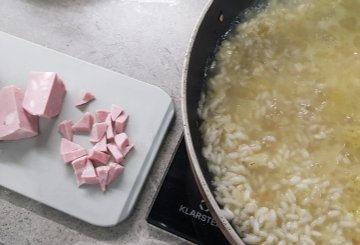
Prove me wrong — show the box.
[199,0,360,244]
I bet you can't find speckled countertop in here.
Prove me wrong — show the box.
[0,0,208,244]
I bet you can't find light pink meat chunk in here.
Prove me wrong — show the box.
[80,159,98,184]
[96,166,110,191]
[60,138,87,164]
[89,149,110,165]
[89,122,108,143]
[22,72,66,118]
[60,138,82,153]
[114,133,129,149]
[105,115,114,140]
[110,104,124,121]
[95,110,109,123]
[93,135,107,152]
[72,112,93,133]
[62,148,87,164]
[107,143,124,164]
[114,113,128,134]
[107,162,124,185]
[75,90,95,106]
[121,143,134,158]
[0,86,39,140]
[71,156,88,186]
[114,133,134,158]
[58,120,73,141]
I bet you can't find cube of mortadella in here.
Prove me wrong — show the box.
[89,122,108,143]
[72,112,93,133]
[95,110,109,123]
[22,72,66,118]
[96,165,110,191]
[58,120,73,141]
[71,156,88,186]
[60,138,82,153]
[106,162,124,185]
[114,113,128,134]
[93,136,107,152]
[75,90,95,107]
[81,159,98,184]
[0,86,39,140]
[60,138,87,164]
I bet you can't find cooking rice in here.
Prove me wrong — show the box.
[199,0,360,244]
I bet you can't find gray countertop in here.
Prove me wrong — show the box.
[0,0,208,244]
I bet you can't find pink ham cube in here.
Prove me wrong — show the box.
[110,104,124,121]
[62,148,87,164]
[105,115,114,140]
[121,143,134,158]
[60,138,82,153]
[89,122,108,143]
[75,90,95,107]
[58,120,73,141]
[71,156,88,186]
[114,133,129,149]
[93,135,107,152]
[22,72,66,118]
[114,133,134,157]
[81,159,98,184]
[107,143,124,164]
[95,110,109,123]
[0,86,39,140]
[96,166,110,191]
[60,138,87,164]
[114,113,128,134]
[72,112,93,133]
[107,162,124,185]
[89,149,110,165]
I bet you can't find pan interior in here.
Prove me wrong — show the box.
[196,0,360,244]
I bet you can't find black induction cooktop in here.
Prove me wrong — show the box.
[147,137,229,245]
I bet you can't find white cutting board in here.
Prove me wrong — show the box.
[0,31,174,226]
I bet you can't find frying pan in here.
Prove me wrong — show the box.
[181,0,265,244]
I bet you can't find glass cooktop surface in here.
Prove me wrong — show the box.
[147,137,229,245]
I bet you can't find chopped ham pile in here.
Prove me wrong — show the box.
[1,72,132,192]
[0,72,66,140]
[59,104,132,191]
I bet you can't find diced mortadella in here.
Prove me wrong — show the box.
[71,156,88,186]
[107,143,124,164]
[110,104,123,121]
[93,135,107,152]
[95,110,109,123]
[0,86,39,140]
[62,148,87,164]
[114,133,129,149]
[89,122,108,143]
[80,159,98,184]
[114,133,133,157]
[121,143,134,158]
[22,72,66,118]
[72,112,93,133]
[106,162,124,185]
[75,90,95,106]
[105,115,114,140]
[114,113,128,134]
[60,138,82,154]
[96,166,110,191]
[58,120,73,141]
[89,149,110,165]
